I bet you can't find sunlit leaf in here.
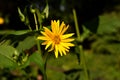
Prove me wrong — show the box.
[0,30,29,35]
[97,13,120,34]
[43,4,49,18]
[0,45,18,68]
[29,51,44,73]
[0,30,39,46]
[35,9,43,27]
[16,36,36,52]
[81,26,91,41]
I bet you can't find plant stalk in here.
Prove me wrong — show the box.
[73,9,89,80]
[33,12,47,80]
[33,13,39,31]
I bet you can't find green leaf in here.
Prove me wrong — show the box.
[43,4,49,18]
[36,9,43,26]
[0,30,39,47]
[97,13,120,34]
[16,36,36,52]
[0,45,18,68]
[81,26,91,41]
[0,30,29,35]
[29,51,44,72]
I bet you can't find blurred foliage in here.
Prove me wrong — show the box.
[97,12,120,34]
[0,0,120,80]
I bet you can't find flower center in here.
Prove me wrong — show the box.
[53,35,61,44]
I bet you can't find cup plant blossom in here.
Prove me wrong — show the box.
[37,20,75,58]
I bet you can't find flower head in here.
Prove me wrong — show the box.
[0,17,4,25]
[37,20,75,58]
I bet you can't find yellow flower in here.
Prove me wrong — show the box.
[0,17,4,25]
[37,20,75,58]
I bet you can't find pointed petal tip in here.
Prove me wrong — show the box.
[55,47,59,58]
[57,20,60,22]
[55,56,58,58]
[37,36,42,40]
[55,53,58,58]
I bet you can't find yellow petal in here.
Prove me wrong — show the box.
[59,21,65,34]
[63,43,75,47]
[60,46,69,55]
[45,41,52,50]
[62,49,66,55]
[42,41,49,45]
[51,20,55,33]
[48,43,55,52]
[43,27,54,38]
[58,45,68,56]
[58,45,63,56]
[44,27,53,35]
[41,31,50,38]
[60,42,70,49]
[37,36,49,40]
[56,20,60,33]
[61,38,75,42]
[65,48,69,52]
[51,20,59,34]
[60,42,74,51]
[61,33,74,39]
[60,25,69,35]
[55,45,59,58]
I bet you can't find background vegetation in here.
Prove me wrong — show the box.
[0,0,120,80]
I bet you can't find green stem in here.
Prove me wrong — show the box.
[79,45,89,80]
[33,13,39,30]
[28,25,32,31]
[72,9,81,40]
[33,12,47,80]
[33,12,42,55]
[39,18,42,30]
[73,9,89,80]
